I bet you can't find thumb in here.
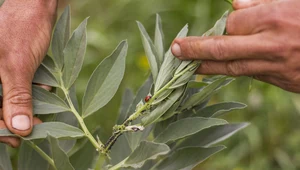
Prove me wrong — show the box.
[233,0,273,10]
[1,70,33,137]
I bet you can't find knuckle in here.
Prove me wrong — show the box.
[6,88,32,107]
[211,38,227,60]
[226,61,245,76]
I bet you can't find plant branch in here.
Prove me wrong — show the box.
[26,140,57,170]
[103,61,200,153]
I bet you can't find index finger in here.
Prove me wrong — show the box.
[171,35,280,61]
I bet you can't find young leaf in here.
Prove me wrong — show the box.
[33,64,59,87]
[155,146,225,170]
[169,63,199,89]
[154,117,227,143]
[155,24,189,92]
[195,102,247,118]
[48,135,75,170]
[32,86,70,115]
[137,21,159,82]
[82,41,128,118]
[152,89,173,105]
[202,11,229,37]
[180,77,228,110]
[141,86,186,126]
[117,89,134,124]
[63,18,88,89]
[187,80,208,89]
[52,6,71,70]
[0,122,85,140]
[176,123,250,149]
[18,140,50,170]
[154,14,165,66]
[0,144,13,170]
[122,141,170,168]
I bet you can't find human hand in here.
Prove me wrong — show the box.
[0,0,57,147]
[171,0,300,93]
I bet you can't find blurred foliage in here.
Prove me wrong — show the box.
[57,0,300,169]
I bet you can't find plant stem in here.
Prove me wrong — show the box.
[26,141,57,170]
[62,87,104,152]
[108,159,126,170]
[103,61,200,153]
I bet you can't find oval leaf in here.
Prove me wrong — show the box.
[33,63,59,87]
[155,146,225,170]
[48,135,75,170]
[154,14,164,66]
[82,41,128,118]
[122,141,170,168]
[63,18,88,89]
[52,6,71,70]
[154,117,227,143]
[195,102,247,118]
[137,21,159,82]
[177,123,250,149]
[32,86,70,115]
[0,122,85,140]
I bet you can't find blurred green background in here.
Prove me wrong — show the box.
[59,0,300,169]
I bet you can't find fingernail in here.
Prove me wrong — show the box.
[12,115,30,131]
[172,43,182,57]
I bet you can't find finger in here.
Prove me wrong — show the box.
[196,59,278,76]
[1,69,34,137]
[233,0,274,10]
[0,120,20,148]
[0,109,3,120]
[172,35,278,61]
[254,75,300,93]
[227,4,274,35]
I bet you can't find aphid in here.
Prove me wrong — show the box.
[144,95,152,102]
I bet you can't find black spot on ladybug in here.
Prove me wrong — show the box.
[144,95,152,102]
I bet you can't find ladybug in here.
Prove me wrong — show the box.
[144,95,152,102]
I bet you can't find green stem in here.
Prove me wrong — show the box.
[62,87,104,152]
[58,74,104,153]
[26,141,57,170]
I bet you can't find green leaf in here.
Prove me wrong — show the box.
[187,81,208,89]
[0,122,85,140]
[195,102,247,118]
[152,89,173,105]
[52,6,71,70]
[175,61,192,75]
[203,11,229,37]
[155,146,225,170]
[32,86,70,115]
[82,41,128,118]
[180,77,228,111]
[154,117,227,143]
[117,89,134,124]
[122,141,170,168]
[48,135,75,170]
[176,123,249,149]
[69,137,98,170]
[137,21,159,82]
[154,24,188,92]
[141,86,186,126]
[63,18,88,89]
[33,62,59,87]
[0,144,12,170]
[154,14,164,66]
[18,140,50,170]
